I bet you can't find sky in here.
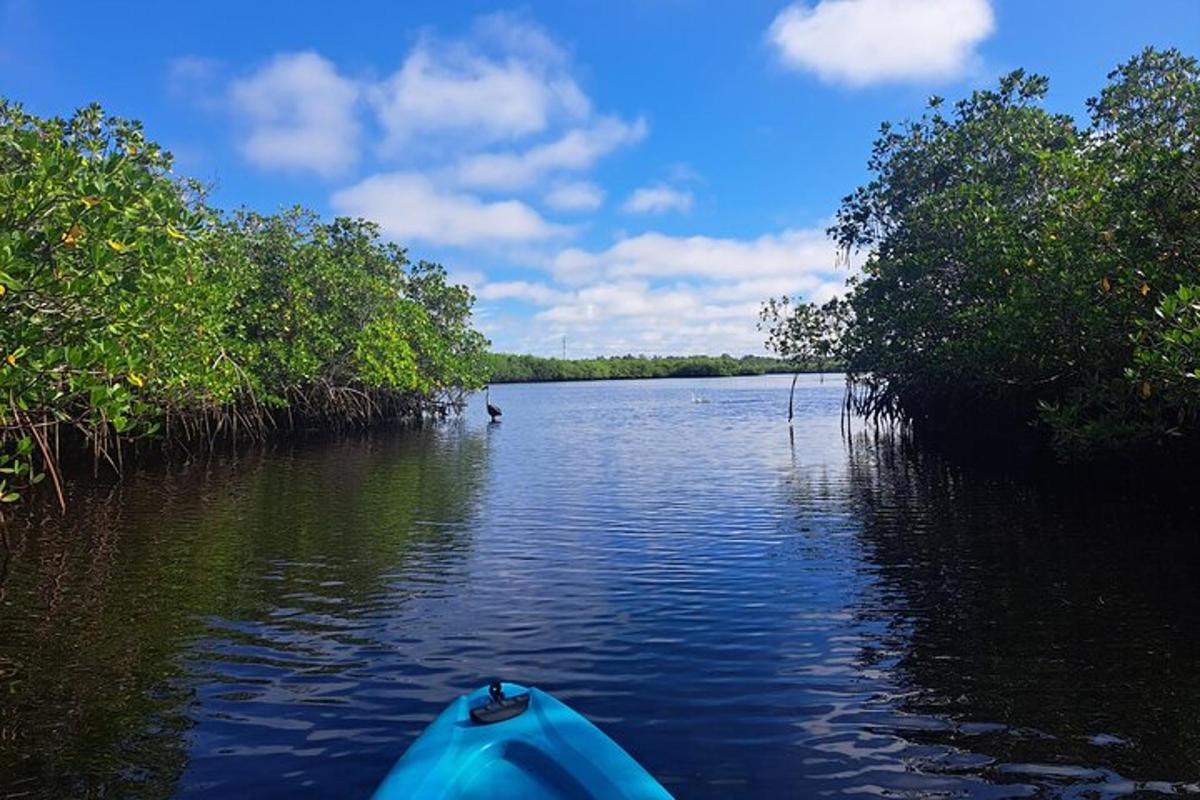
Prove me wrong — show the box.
[2,1,1198,357]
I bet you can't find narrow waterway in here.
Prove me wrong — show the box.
[1,375,1197,798]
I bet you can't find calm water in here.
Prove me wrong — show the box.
[1,375,1199,798]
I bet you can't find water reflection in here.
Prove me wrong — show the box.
[1,376,1198,799]
[0,426,489,798]
[837,434,1200,795]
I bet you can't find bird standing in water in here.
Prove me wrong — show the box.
[485,386,502,422]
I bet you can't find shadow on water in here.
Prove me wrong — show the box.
[0,425,490,799]
[817,432,1200,796]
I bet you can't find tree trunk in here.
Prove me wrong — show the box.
[788,371,800,423]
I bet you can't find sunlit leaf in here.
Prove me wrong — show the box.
[61,223,83,248]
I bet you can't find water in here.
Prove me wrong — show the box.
[1,374,1198,798]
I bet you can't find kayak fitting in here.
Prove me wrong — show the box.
[470,680,531,724]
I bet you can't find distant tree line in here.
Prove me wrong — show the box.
[762,48,1200,462]
[0,102,488,513]
[485,353,837,383]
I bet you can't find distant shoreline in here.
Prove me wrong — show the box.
[486,352,841,384]
[489,369,841,385]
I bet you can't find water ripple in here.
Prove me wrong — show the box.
[1,376,1198,798]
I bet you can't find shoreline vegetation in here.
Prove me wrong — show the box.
[761,48,1200,463]
[484,353,837,383]
[0,101,488,516]
[4,48,1196,515]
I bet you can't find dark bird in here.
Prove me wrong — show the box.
[485,386,502,422]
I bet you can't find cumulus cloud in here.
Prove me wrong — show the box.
[550,228,840,284]
[620,184,694,215]
[544,181,606,212]
[452,116,647,190]
[370,12,591,153]
[477,280,569,305]
[474,226,853,355]
[220,12,638,187]
[519,276,845,354]
[330,171,566,247]
[768,0,995,86]
[229,52,360,176]
[211,13,647,251]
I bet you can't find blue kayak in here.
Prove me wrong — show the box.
[372,682,673,799]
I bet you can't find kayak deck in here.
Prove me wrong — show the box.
[372,682,673,800]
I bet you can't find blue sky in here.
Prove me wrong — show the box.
[3,1,1197,356]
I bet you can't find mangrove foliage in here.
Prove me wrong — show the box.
[763,48,1200,460]
[0,101,488,514]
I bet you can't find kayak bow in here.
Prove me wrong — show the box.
[372,682,673,800]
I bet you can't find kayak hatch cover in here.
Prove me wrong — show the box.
[371,681,674,800]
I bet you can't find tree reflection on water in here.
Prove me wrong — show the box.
[838,432,1200,789]
[0,426,490,799]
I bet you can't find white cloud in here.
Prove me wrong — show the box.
[474,226,854,355]
[535,281,701,324]
[368,14,642,191]
[768,0,995,86]
[477,280,569,305]
[330,171,566,247]
[550,228,839,284]
[452,116,647,190]
[516,276,845,354]
[217,11,643,252]
[620,184,694,215]
[544,181,605,212]
[229,52,360,176]
[370,13,590,153]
